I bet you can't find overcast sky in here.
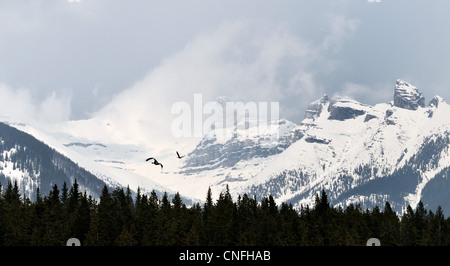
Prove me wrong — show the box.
[1,0,450,125]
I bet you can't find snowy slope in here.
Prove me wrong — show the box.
[241,80,450,213]
[2,79,449,214]
[166,79,450,213]
[1,117,198,203]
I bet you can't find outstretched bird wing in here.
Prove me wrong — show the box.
[146,157,157,163]
[176,151,184,159]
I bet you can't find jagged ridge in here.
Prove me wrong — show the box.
[181,80,450,214]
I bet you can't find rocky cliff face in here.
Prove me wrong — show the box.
[328,98,368,121]
[394,79,426,110]
[304,94,330,120]
[177,80,450,214]
[6,79,449,215]
[181,119,300,173]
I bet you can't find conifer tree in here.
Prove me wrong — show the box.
[72,192,91,244]
[414,201,430,245]
[67,179,81,213]
[155,192,172,245]
[0,183,5,245]
[279,202,301,245]
[310,189,335,245]
[30,186,44,245]
[4,178,450,246]
[117,228,136,246]
[132,187,146,245]
[111,186,134,239]
[3,180,26,245]
[213,185,237,245]
[258,196,280,245]
[186,203,202,246]
[431,206,445,245]
[61,181,68,206]
[202,187,215,245]
[169,192,188,245]
[400,205,417,245]
[97,185,115,245]
[138,191,159,245]
[380,202,400,246]
[42,184,64,245]
[236,193,258,245]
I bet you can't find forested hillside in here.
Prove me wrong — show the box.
[0,122,107,199]
[0,180,448,246]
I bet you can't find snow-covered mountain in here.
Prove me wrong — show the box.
[2,79,449,214]
[0,118,193,204]
[172,79,450,214]
[0,121,108,199]
[243,79,450,214]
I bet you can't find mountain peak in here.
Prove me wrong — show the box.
[304,94,330,120]
[394,79,425,110]
[429,95,446,108]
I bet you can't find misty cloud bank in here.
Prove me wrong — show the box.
[1,1,449,128]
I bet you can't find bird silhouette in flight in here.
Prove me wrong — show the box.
[146,157,163,171]
[176,151,185,159]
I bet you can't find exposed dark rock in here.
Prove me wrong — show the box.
[328,104,366,121]
[393,79,425,110]
[304,94,330,120]
[429,95,445,108]
[364,114,377,122]
[304,136,331,144]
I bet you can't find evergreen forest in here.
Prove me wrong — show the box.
[0,179,449,246]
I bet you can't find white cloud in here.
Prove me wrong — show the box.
[2,1,450,126]
[335,82,393,105]
[84,20,319,145]
[0,2,44,37]
[320,15,360,53]
[0,83,71,124]
[75,16,364,148]
[38,91,72,124]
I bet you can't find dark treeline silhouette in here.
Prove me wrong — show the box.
[0,180,449,246]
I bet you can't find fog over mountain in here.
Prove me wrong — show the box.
[1,79,449,216]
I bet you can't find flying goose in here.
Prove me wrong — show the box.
[145,157,164,171]
[176,151,185,159]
